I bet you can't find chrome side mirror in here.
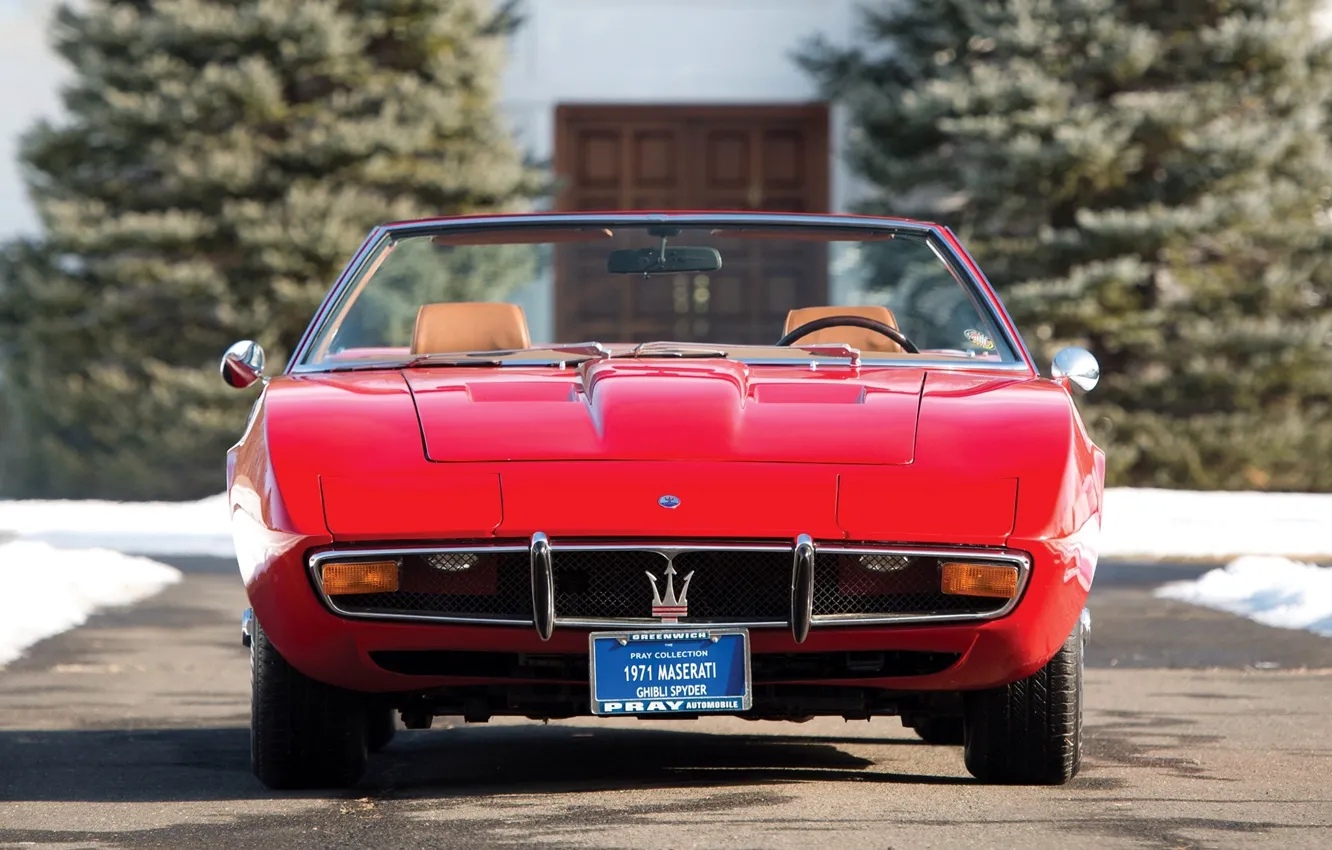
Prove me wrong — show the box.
[221,340,266,389]
[1051,347,1099,393]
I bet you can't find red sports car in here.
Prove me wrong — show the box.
[223,212,1104,789]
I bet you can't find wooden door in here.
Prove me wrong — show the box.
[554,105,829,344]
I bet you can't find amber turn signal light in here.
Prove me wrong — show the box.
[941,562,1020,599]
[322,560,399,595]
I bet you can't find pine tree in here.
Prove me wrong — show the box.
[800,0,1332,490]
[0,0,542,500]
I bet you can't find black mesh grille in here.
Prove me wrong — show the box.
[551,549,791,622]
[811,554,1008,617]
[327,552,532,620]
[550,550,665,619]
[320,546,1015,622]
[672,550,790,620]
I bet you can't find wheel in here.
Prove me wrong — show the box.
[367,706,397,752]
[250,618,368,789]
[911,716,964,746]
[962,617,1084,784]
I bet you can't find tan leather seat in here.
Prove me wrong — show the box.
[411,302,532,354]
[783,306,905,353]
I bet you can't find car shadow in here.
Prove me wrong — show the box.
[368,723,963,797]
[0,722,967,803]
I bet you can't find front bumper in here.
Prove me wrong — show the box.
[244,533,1089,697]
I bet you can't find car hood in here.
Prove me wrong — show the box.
[405,360,926,465]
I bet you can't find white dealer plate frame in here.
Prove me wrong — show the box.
[588,628,753,716]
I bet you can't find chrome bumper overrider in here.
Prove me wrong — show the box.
[308,535,1032,644]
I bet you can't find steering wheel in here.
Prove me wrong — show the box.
[776,315,919,354]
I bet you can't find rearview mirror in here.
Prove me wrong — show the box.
[221,340,266,389]
[607,246,722,275]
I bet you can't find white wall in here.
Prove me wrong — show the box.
[0,0,64,238]
[499,0,868,211]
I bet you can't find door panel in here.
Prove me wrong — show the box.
[554,105,830,344]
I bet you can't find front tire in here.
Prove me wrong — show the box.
[366,706,397,752]
[962,617,1084,784]
[250,618,368,790]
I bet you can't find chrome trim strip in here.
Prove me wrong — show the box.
[735,357,1030,371]
[555,617,788,629]
[791,534,815,644]
[289,357,1032,375]
[386,212,938,241]
[531,532,554,641]
[310,545,529,562]
[547,543,795,555]
[308,543,1028,559]
[307,541,1031,629]
[325,610,533,627]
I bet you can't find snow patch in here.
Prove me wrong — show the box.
[1155,556,1332,638]
[2,487,1331,561]
[0,493,233,557]
[1101,488,1332,560]
[0,540,182,666]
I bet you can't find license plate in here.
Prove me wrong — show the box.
[589,629,751,715]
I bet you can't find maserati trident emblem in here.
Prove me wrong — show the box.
[646,562,694,622]
[658,494,681,509]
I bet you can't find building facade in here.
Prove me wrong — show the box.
[497,0,867,342]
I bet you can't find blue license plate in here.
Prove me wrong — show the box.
[589,629,751,715]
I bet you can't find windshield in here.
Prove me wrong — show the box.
[297,222,1021,369]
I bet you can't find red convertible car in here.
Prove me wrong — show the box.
[222,212,1103,789]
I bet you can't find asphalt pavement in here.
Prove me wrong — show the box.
[1,558,1330,849]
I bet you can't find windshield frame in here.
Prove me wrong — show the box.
[285,212,1036,376]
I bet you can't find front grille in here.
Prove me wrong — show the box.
[552,549,791,621]
[317,544,1020,625]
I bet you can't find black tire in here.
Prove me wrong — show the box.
[911,716,965,746]
[962,617,1084,784]
[250,618,368,790]
[366,706,397,752]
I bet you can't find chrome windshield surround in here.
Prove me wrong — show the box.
[308,541,1032,631]
[736,357,1031,372]
[288,354,1032,376]
[287,212,1036,376]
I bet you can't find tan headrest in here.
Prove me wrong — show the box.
[783,306,904,353]
[411,302,531,355]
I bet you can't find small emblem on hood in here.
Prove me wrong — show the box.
[647,562,693,622]
[658,494,681,509]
